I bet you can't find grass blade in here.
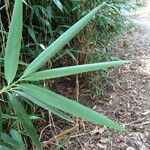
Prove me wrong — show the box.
[8,93,41,150]
[23,3,105,77]
[24,61,128,81]
[18,84,126,131]
[4,0,22,84]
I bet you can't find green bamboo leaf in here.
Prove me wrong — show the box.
[17,91,74,123]
[11,115,40,128]
[10,129,26,150]
[8,94,41,150]
[0,143,11,150]
[24,61,128,81]
[1,133,22,149]
[23,3,106,77]
[53,0,63,12]
[17,84,126,131]
[2,114,17,120]
[1,113,39,121]
[28,27,38,44]
[4,0,23,85]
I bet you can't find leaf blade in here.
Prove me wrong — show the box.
[8,94,41,150]
[1,133,22,149]
[53,0,63,12]
[4,0,23,84]
[10,129,26,150]
[17,91,74,123]
[18,84,126,131]
[23,3,105,77]
[24,61,128,81]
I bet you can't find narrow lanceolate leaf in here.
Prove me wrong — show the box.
[0,143,12,150]
[17,91,74,123]
[8,94,41,150]
[4,0,23,85]
[10,129,26,150]
[53,0,63,12]
[23,3,106,77]
[24,61,128,81]
[1,133,22,149]
[18,84,126,131]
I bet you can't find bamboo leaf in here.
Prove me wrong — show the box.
[17,84,126,131]
[23,3,105,77]
[0,143,11,150]
[8,94,41,150]
[1,133,22,149]
[4,0,23,85]
[10,129,26,150]
[53,0,63,12]
[1,113,39,121]
[17,91,74,123]
[24,61,128,81]
[2,114,17,120]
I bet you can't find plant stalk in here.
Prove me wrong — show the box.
[0,77,24,94]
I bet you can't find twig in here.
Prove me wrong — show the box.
[42,124,79,148]
[123,117,148,126]
[39,124,61,141]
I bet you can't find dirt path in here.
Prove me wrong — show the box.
[101,19,150,150]
[66,5,150,150]
[92,5,150,150]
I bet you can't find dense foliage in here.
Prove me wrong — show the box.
[0,0,142,149]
